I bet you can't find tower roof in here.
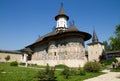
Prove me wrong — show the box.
[92,29,99,43]
[88,29,104,45]
[55,4,69,20]
[67,24,79,32]
[27,24,92,48]
[58,4,65,15]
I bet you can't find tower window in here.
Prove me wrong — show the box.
[54,52,56,56]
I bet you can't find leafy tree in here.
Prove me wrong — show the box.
[109,24,120,51]
[85,50,88,55]
[103,41,111,51]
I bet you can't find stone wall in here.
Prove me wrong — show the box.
[0,52,22,62]
[30,59,87,67]
[31,37,87,67]
[116,57,120,62]
[88,43,104,62]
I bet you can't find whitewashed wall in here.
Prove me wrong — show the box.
[0,52,22,62]
[88,43,104,62]
[31,37,87,67]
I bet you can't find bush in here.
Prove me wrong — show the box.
[61,67,78,79]
[79,69,86,76]
[31,64,37,67]
[5,55,10,61]
[62,67,71,79]
[70,69,78,76]
[35,64,56,81]
[35,70,46,80]
[19,62,26,66]
[100,60,109,65]
[45,63,50,74]
[84,62,101,72]
[55,64,68,69]
[110,57,118,63]
[10,61,18,66]
[100,57,118,65]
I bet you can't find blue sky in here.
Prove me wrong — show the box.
[0,0,120,50]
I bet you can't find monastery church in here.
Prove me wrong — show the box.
[0,5,104,67]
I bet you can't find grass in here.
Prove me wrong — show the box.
[55,70,104,81]
[111,69,120,72]
[0,62,104,81]
[0,62,36,81]
[19,62,47,68]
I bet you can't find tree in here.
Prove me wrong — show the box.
[103,41,111,51]
[5,55,10,61]
[109,24,120,51]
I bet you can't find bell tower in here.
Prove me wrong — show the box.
[55,4,69,32]
[88,29,104,62]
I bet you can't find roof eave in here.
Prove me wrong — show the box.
[55,15,69,20]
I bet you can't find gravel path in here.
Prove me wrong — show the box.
[84,71,120,81]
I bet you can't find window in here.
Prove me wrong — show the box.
[54,52,56,56]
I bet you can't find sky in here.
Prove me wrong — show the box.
[0,0,120,50]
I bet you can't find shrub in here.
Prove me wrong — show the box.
[5,55,10,61]
[100,60,109,65]
[45,63,50,74]
[55,64,68,69]
[47,67,56,80]
[61,67,71,79]
[84,62,101,72]
[10,61,18,66]
[31,64,37,67]
[35,70,46,80]
[61,67,78,79]
[79,69,86,76]
[110,57,118,63]
[19,62,26,66]
[70,69,78,76]
[100,57,118,65]
[35,64,56,81]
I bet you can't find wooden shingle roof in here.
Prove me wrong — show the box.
[67,24,80,32]
[55,5,69,20]
[26,24,91,48]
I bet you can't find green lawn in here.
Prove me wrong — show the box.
[0,62,104,81]
[55,71,103,81]
[111,69,120,72]
[0,62,36,81]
